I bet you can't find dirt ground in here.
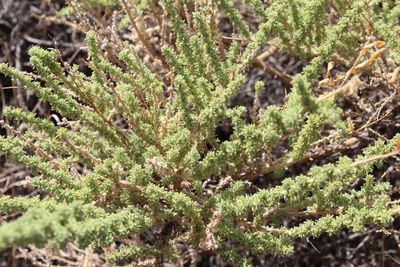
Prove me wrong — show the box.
[0,1,400,266]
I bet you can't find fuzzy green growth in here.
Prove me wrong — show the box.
[0,0,399,266]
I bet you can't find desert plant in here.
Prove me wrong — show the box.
[0,0,399,265]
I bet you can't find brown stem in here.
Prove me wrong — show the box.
[121,0,167,67]
[351,150,399,167]
[253,58,292,87]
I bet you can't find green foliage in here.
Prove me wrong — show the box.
[0,0,399,265]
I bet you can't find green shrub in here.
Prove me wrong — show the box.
[0,0,399,265]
